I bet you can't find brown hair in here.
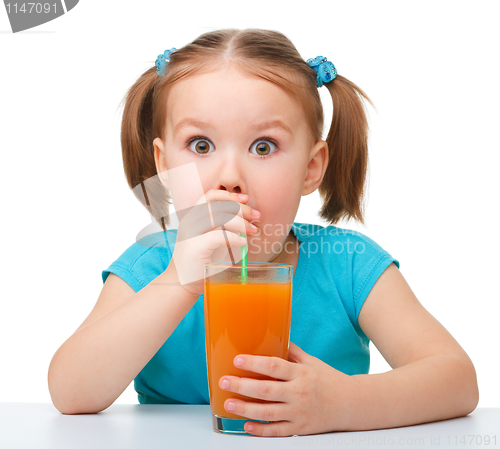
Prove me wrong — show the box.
[119,28,374,230]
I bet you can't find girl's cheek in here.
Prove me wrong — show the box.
[163,162,207,212]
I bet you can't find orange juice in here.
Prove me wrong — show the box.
[204,280,292,419]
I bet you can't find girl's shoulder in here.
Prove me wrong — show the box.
[102,230,177,292]
[292,221,400,321]
[292,222,395,259]
[292,221,399,270]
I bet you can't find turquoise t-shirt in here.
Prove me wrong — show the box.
[102,222,400,405]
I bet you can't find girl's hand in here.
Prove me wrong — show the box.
[167,190,260,298]
[218,342,356,437]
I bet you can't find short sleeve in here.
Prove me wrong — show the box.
[350,232,400,321]
[102,262,145,292]
[101,231,176,293]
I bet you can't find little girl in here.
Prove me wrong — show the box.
[48,28,479,437]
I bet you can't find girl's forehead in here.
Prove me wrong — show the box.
[169,67,290,103]
[165,68,304,130]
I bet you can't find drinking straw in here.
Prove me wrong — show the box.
[240,203,248,284]
[240,232,248,283]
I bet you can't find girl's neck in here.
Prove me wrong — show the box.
[269,230,300,271]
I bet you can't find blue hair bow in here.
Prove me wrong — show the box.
[307,56,337,87]
[155,48,177,76]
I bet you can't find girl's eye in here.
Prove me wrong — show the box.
[250,139,277,158]
[186,137,278,158]
[187,137,215,155]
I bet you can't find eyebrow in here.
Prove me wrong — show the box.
[173,118,293,137]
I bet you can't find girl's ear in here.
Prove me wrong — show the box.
[153,137,168,186]
[303,140,329,195]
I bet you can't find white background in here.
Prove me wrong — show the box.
[1,0,499,408]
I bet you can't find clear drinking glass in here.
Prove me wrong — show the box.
[204,262,293,434]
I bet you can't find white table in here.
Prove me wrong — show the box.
[1,403,498,448]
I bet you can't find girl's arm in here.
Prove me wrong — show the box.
[48,264,200,415]
[48,190,253,415]
[348,262,479,430]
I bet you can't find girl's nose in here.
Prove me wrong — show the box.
[215,155,246,195]
[218,185,242,195]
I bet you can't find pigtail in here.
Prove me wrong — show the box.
[318,75,374,226]
[120,67,171,231]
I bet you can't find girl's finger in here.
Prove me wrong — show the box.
[208,198,258,228]
[200,189,258,221]
[223,398,289,424]
[219,375,288,402]
[212,210,247,235]
[178,204,245,240]
[244,419,297,438]
[203,229,247,253]
[195,189,243,207]
[233,354,297,381]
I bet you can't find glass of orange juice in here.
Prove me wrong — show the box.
[204,262,293,434]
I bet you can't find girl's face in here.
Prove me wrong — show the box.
[153,65,328,263]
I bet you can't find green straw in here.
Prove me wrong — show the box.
[240,232,248,283]
[240,203,248,284]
